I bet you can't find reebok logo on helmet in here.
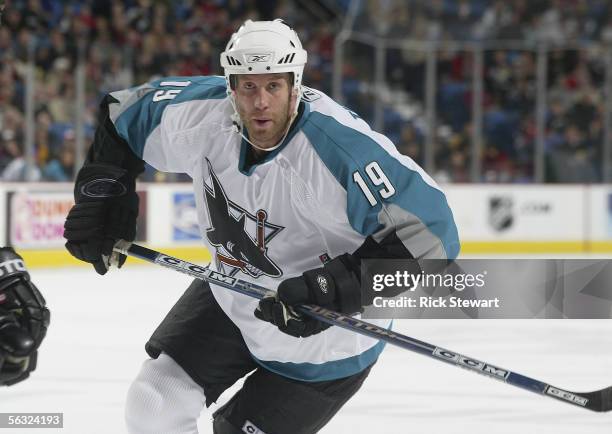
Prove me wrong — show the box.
[246,54,272,63]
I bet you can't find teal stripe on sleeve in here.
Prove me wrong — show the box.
[302,111,459,260]
[113,76,227,158]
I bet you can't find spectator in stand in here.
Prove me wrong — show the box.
[43,143,75,182]
[396,124,424,167]
[100,52,132,95]
[0,130,41,182]
[435,123,471,183]
[3,0,612,183]
[548,123,598,182]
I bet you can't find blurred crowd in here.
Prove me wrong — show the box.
[347,0,612,182]
[1,0,611,183]
[0,0,335,182]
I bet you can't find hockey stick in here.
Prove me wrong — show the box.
[114,242,612,413]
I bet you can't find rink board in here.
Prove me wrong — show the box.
[2,183,612,266]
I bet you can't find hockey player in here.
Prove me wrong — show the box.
[63,19,459,434]
[0,247,50,386]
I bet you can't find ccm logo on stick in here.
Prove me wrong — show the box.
[156,255,236,285]
[546,386,588,406]
[433,348,510,380]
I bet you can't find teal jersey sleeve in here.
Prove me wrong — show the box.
[108,76,227,159]
[303,111,460,260]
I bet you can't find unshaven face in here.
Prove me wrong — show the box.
[234,73,297,152]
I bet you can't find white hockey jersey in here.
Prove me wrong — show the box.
[107,76,460,381]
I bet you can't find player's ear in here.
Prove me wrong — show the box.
[289,84,299,108]
[230,75,240,96]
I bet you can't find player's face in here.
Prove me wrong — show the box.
[234,74,297,150]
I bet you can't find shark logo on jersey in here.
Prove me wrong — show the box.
[204,160,283,278]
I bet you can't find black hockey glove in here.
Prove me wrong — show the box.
[64,163,138,275]
[0,248,50,386]
[255,254,362,338]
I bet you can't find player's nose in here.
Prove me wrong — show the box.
[253,88,270,110]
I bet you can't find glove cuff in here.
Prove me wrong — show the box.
[75,163,135,202]
[325,254,362,314]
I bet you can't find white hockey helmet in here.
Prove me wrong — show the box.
[220,19,307,99]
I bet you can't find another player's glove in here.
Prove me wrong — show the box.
[255,254,362,338]
[64,163,139,275]
[0,247,50,386]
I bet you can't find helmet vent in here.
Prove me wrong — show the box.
[278,53,295,64]
[226,56,242,66]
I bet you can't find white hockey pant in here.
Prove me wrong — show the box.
[125,353,206,434]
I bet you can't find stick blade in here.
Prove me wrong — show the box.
[583,386,612,412]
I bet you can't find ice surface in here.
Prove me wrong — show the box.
[2,266,611,433]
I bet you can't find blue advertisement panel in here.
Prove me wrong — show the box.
[172,192,200,241]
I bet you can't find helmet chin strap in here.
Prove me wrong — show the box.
[229,93,298,153]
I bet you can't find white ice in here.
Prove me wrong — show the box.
[1,265,611,434]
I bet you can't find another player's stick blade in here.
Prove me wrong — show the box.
[582,386,612,412]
